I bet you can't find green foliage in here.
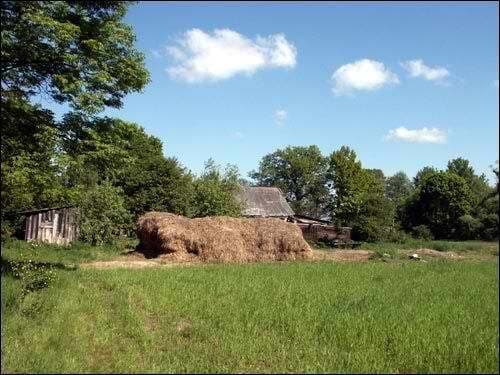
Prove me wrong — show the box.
[191,159,242,217]
[413,166,439,187]
[1,1,149,113]
[352,171,396,241]
[328,147,395,241]
[327,146,365,225]
[0,97,70,235]
[405,160,497,241]
[385,171,414,226]
[2,250,57,297]
[447,157,491,208]
[1,96,57,163]
[403,171,472,239]
[1,0,151,245]
[385,171,413,205]
[457,215,482,240]
[250,145,329,217]
[8,260,56,295]
[475,195,499,240]
[75,182,132,246]
[411,225,434,240]
[447,158,475,182]
[60,115,194,218]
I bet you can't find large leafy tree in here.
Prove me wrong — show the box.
[473,162,499,240]
[385,171,414,225]
[1,1,150,239]
[327,147,395,240]
[354,169,395,241]
[59,115,194,218]
[191,159,242,218]
[327,146,365,226]
[1,0,149,113]
[250,145,330,218]
[447,157,491,208]
[385,171,413,205]
[413,166,439,187]
[403,171,472,239]
[0,98,68,236]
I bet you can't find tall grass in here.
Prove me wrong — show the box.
[1,238,137,265]
[2,260,498,373]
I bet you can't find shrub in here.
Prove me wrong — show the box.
[412,225,434,240]
[75,182,132,245]
[457,215,482,240]
[191,160,242,218]
[1,220,14,242]
[402,171,472,239]
[7,259,56,295]
[479,213,499,241]
[385,227,413,244]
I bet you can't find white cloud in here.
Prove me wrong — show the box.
[166,28,297,83]
[274,109,287,126]
[384,127,447,144]
[401,59,450,82]
[331,59,399,96]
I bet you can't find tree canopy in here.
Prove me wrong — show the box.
[1,0,149,113]
[250,145,329,218]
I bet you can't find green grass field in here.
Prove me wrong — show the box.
[1,240,498,373]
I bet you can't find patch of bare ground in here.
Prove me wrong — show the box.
[405,248,462,259]
[413,249,463,259]
[79,246,495,269]
[80,259,161,269]
[312,249,375,262]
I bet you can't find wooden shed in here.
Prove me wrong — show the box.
[21,206,78,245]
[236,186,295,218]
[235,186,355,246]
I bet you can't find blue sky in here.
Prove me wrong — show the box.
[43,2,500,182]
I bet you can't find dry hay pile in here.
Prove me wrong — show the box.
[136,212,312,263]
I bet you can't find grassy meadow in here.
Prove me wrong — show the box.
[1,239,498,374]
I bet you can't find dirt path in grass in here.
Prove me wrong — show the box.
[80,258,200,269]
[80,251,201,269]
[312,249,375,262]
[81,250,378,269]
[80,247,496,269]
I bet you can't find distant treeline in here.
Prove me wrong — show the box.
[249,145,498,242]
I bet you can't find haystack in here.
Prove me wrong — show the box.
[136,212,312,263]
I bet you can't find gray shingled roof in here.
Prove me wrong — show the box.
[236,186,295,217]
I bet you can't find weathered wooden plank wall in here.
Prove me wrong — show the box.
[24,208,78,245]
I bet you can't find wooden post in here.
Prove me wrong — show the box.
[37,213,42,241]
[53,212,59,244]
[25,215,31,241]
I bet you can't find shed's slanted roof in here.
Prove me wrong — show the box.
[237,187,294,217]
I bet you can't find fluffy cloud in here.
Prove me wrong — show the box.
[166,28,297,83]
[400,59,450,82]
[274,109,287,126]
[331,59,399,96]
[384,127,447,144]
